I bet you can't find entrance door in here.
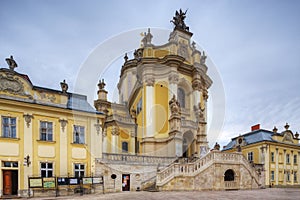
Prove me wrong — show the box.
[3,170,18,195]
[122,174,130,191]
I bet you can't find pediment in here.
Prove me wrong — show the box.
[0,69,33,99]
[282,131,294,143]
[0,68,68,106]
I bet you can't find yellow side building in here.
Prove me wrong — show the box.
[223,124,300,187]
[0,66,104,197]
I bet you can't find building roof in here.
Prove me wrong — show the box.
[0,68,103,115]
[67,93,102,114]
[223,129,275,151]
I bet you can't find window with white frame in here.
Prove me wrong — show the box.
[294,155,297,164]
[73,125,85,144]
[2,116,16,138]
[271,171,275,181]
[40,121,53,141]
[41,162,53,177]
[247,152,253,162]
[74,163,85,177]
[286,154,290,164]
[271,152,274,162]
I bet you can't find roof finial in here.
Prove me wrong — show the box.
[5,55,18,71]
[284,123,289,130]
[98,79,106,90]
[124,53,128,62]
[60,79,68,93]
[273,126,278,133]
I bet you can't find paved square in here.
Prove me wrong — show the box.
[34,188,300,200]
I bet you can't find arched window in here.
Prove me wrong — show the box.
[122,141,128,153]
[224,169,235,181]
[177,88,185,108]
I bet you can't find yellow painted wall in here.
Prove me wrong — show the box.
[0,97,102,193]
[154,82,169,138]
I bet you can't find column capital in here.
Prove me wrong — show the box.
[145,77,155,86]
[111,125,120,136]
[168,74,179,84]
[192,79,201,91]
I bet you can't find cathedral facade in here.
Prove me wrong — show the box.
[0,10,264,197]
[94,11,263,192]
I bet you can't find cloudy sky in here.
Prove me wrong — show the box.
[1,0,300,147]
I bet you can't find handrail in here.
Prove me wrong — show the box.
[156,151,261,187]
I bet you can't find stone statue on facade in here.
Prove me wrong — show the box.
[169,95,181,115]
[213,142,220,151]
[194,102,205,121]
[5,55,18,71]
[170,9,189,32]
[200,51,207,65]
[60,79,68,93]
[141,28,153,47]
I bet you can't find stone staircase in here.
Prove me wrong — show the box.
[141,176,158,192]
[156,151,263,191]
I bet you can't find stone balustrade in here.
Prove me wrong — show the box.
[156,151,261,187]
[157,152,215,185]
[224,181,238,189]
[98,153,176,165]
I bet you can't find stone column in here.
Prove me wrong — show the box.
[192,72,209,157]
[168,73,179,99]
[111,126,119,153]
[145,77,155,138]
[130,129,135,154]
[192,72,201,111]
[102,128,107,153]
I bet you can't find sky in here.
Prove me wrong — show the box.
[1,0,300,148]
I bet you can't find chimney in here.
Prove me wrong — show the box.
[251,124,260,131]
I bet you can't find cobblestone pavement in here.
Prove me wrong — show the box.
[28,188,300,200]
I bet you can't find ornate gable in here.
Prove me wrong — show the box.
[0,69,33,99]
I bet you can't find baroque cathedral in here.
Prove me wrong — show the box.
[0,10,263,197]
[94,10,263,192]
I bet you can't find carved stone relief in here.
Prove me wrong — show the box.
[23,114,34,128]
[40,92,56,103]
[178,41,188,59]
[59,119,68,132]
[0,73,32,99]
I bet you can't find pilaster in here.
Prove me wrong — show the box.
[23,114,33,191]
[59,119,68,176]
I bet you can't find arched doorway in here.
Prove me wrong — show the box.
[182,131,194,158]
[224,169,235,181]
